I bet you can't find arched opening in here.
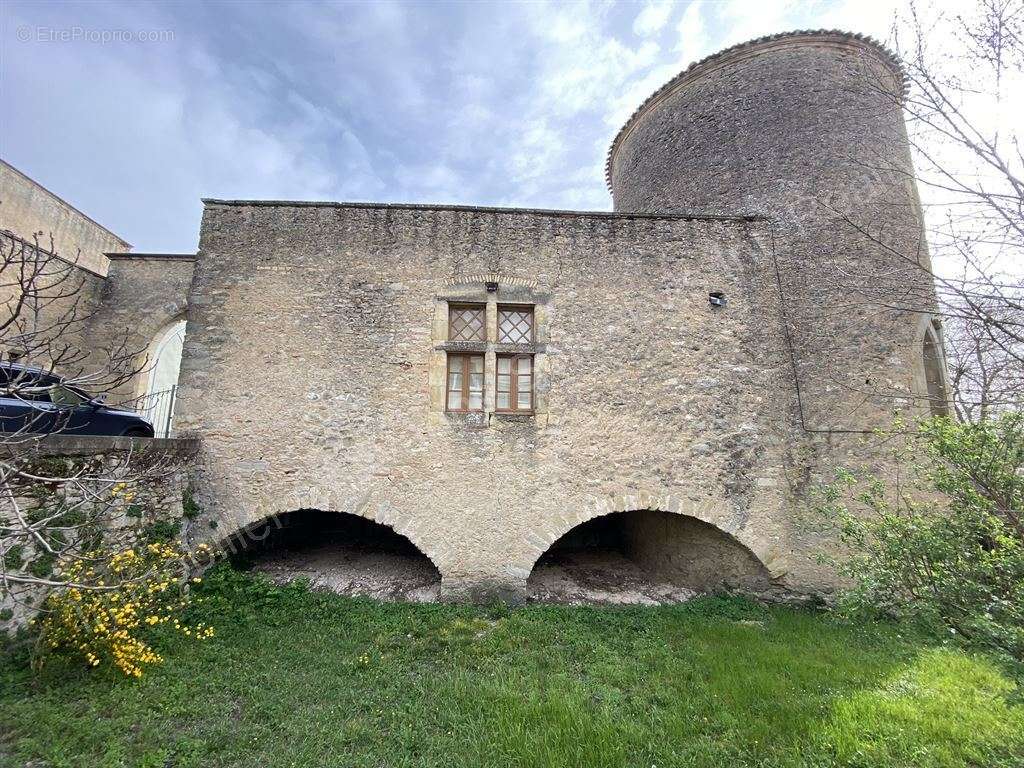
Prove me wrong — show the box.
[528,510,770,605]
[230,509,441,602]
[923,325,950,417]
[139,318,186,436]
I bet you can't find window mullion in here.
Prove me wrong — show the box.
[511,356,519,413]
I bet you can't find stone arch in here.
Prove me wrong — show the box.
[921,320,950,417]
[518,490,777,580]
[214,488,447,577]
[137,315,187,397]
[525,499,774,601]
[216,506,442,600]
[443,272,541,290]
[137,315,187,435]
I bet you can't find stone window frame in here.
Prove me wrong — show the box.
[429,281,550,424]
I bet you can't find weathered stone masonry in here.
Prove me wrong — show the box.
[177,203,801,599]
[84,253,195,404]
[46,30,946,601]
[1,159,130,276]
[0,435,197,629]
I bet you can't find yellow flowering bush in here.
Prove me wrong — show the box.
[110,481,135,503]
[34,542,214,677]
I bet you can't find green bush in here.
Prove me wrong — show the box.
[819,413,1024,662]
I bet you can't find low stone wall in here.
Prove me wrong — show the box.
[0,435,198,632]
[5,434,197,460]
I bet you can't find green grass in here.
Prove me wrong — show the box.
[2,567,1022,768]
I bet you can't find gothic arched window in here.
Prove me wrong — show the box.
[923,324,949,417]
[140,318,186,436]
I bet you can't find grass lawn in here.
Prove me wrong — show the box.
[2,567,1022,768]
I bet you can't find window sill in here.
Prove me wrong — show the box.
[492,412,535,423]
[443,411,488,428]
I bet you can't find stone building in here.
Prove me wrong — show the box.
[3,31,950,602]
[0,159,131,277]
[0,161,194,435]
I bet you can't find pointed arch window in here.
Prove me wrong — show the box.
[923,325,949,417]
[140,318,186,436]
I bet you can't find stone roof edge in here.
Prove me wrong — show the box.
[105,252,196,261]
[201,198,770,224]
[0,159,132,249]
[0,228,107,279]
[604,29,907,191]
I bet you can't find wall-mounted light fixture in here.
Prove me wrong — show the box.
[708,290,727,308]
[485,281,498,293]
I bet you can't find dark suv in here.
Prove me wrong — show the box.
[0,363,154,437]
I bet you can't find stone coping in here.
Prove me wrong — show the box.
[105,252,196,261]
[202,198,770,223]
[0,228,108,279]
[2,434,199,458]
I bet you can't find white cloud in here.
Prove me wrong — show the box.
[633,2,674,37]
[815,0,897,40]
[675,1,708,61]
[7,0,1013,265]
[394,162,463,201]
[710,0,797,50]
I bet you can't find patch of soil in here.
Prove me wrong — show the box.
[249,543,441,603]
[249,544,697,607]
[527,549,698,606]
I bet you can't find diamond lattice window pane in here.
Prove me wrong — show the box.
[498,308,533,343]
[449,305,485,341]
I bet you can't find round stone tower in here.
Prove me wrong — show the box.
[608,30,944,431]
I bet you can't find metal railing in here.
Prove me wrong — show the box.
[133,385,177,438]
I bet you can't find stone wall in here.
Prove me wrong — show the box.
[0,229,107,369]
[0,435,197,631]
[84,254,195,404]
[609,31,943,431]
[177,200,818,600]
[0,160,130,276]
[621,510,773,594]
[0,230,193,409]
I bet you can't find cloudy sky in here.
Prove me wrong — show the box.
[1,0,900,252]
